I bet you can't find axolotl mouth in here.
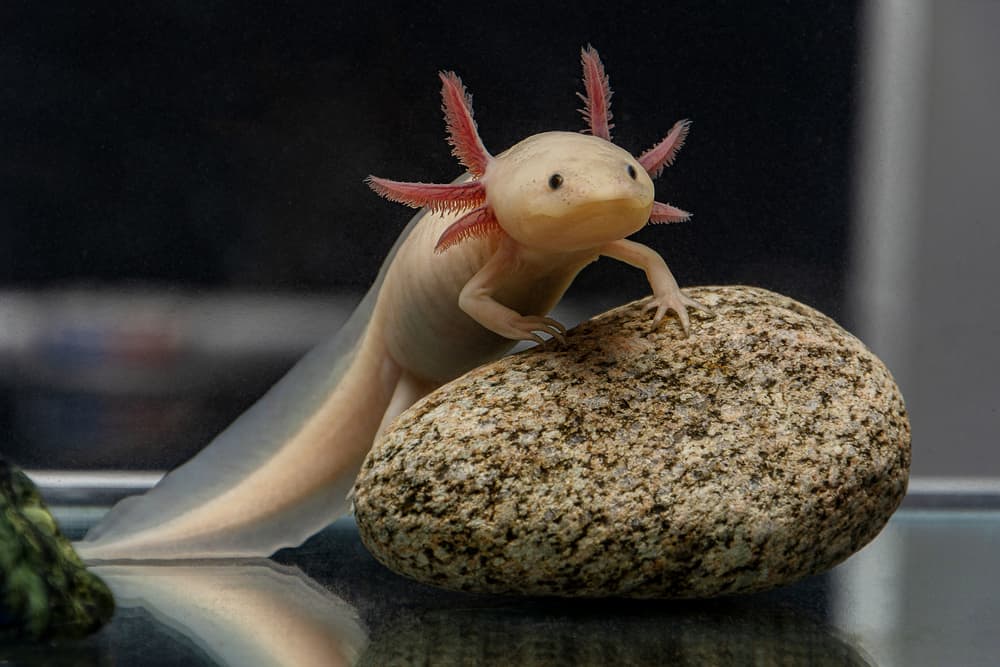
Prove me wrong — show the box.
[521,197,654,252]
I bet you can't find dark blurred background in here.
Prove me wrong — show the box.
[13,1,984,475]
[1,1,857,297]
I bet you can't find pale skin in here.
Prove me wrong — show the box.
[457,206,701,345]
[75,47,709,561]
[454,131,708,347]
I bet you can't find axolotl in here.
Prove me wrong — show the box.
[76,46,709,560]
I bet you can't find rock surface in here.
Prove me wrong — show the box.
[354,286,910,598]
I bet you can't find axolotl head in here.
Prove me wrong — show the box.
[367,46,692,253]
[485,131,654,252]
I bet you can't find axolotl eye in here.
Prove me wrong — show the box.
[548,173,564,190]
[627,164,638,180]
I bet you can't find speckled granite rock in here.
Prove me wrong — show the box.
[354,286,910,598]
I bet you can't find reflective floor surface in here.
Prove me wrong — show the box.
[2,501,998,666]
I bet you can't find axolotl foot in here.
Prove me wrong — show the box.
[502,315,567,345]
[645,289,714,337]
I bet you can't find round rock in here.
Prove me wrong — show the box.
[353,286,910,597]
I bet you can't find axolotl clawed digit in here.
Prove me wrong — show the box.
[76,46,709,561]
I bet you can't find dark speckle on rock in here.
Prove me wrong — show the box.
[353,286,911,598]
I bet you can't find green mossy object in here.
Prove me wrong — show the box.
[0,458,115,641]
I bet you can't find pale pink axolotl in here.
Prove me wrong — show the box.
[77,46,709,560]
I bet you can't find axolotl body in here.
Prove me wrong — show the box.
[77,47,708,560]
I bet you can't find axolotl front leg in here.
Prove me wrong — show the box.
[458,239,569,344]
[600,239,712,336]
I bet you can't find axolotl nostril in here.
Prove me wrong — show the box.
[76,46,709,561]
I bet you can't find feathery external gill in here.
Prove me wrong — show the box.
[578,44,614,141]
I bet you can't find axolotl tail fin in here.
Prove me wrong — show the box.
[76,311,399,561]
[76,211,427,561]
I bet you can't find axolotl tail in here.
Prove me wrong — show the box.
[75,316,401,561]
[75,205,433,562]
